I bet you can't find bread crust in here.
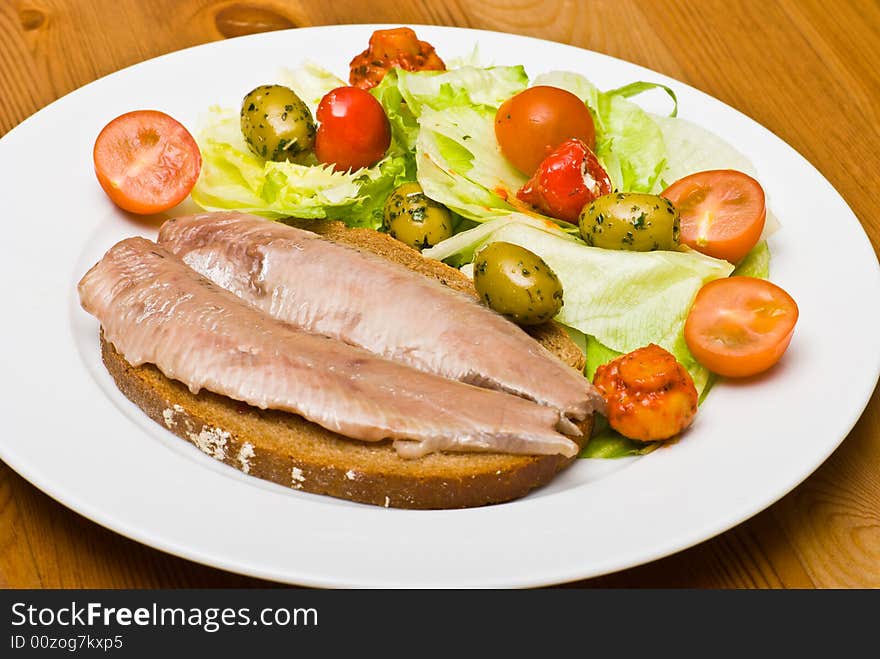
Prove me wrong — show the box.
[100,220,591,509]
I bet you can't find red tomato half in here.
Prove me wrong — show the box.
[662,169,766,264]
[93,110,201,215]
[495,86,596,176]
[684,277,798,378]
[516,138,612,223]
[315,86,391,172]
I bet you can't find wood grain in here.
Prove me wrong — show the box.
[1,0,878,588]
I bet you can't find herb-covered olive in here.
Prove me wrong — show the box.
[240,85,316,162]
[579,192,680,251]
[473,242,563,325]
[383,182,453,249]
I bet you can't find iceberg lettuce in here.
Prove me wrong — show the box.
[580,416,660,458]
[652,113,781,236]
[395,65,528,113]
[278,61,346,114]
[733,240,771,279]
[370,71,421,153]
[370,64,528,151]
[369,65,532,221]
[416,105,527,221]
[191,106,411,228]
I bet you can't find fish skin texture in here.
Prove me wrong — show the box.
[158,212,605,422]
[78,237,580,458]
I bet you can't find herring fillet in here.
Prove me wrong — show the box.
[78,238,580,458]
[157,212,605,421]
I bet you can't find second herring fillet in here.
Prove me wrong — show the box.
[157,212,605,421]
[78,238,580,458]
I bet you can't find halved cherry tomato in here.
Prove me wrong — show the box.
[349,27,445,90]
[684,277,798,378]
[315,86,391,172]
[93,110,201,215]
[516,138,612,223]
[661,169,766,264]
[495,86,595,176]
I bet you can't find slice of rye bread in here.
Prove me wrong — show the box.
[100,219,591,509]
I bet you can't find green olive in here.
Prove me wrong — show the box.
[240,85,316,162]
[383,182,454,250]
[579,192,680,251]
[473,242,563,326]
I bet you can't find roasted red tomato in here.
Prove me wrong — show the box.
[93,110,201,215]
[495,86,596,176]
[349,27,445,90]
[516,138,611,224]
[593,344,698,442]
[315,86,391,171]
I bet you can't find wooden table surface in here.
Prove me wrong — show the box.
[1,0,878,588]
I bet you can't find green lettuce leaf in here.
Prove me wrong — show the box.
[579,416,659,458]
[445,44,485,69]
[652,113,781,236]
[372,65,529,216]
[386,67,545,224]
[416,105,526,221]
[606,81,678,117]
[585,336,622,381]
[733,240,771,279]
[371,65,528,152]
[598,94,667,193]
[191,106,411,228]
[423,213,576,265]
[370,70,420,153]
[652,113,756,186]
[395,65,528,114]
[278,61,346,114]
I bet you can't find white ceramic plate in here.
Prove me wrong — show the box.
[1,25,878,588]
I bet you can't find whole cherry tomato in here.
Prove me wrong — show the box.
[495,86,596,176]
[516,138,612,223]
[315,86,391,172]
